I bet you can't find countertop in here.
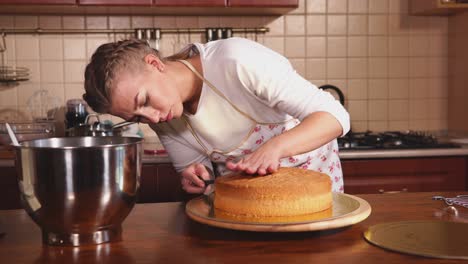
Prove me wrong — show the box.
[0,191,467,263]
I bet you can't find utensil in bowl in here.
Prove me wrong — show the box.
[13,136,143,246]
[5,123,19,146]
[67,114,134,137]
[0,121,55,145]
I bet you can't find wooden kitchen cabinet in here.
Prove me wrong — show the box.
[155,0,226,7]
[228,0,298,7]
[0,0,74,4]
[0,0,296,14]
[137,163,196,204]
[78,0,151,5]
[342,157,468,194]
[410,0,468,15]
[0,166,22,210]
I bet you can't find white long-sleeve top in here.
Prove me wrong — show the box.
[151,37,350,174]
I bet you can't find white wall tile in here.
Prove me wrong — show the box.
[368,100,388,120]
[327,15,347,35]
[327,36,347,57]
[0,16,14,27]
[368,36,388,56]
[348,15,367,35]
[306,58,326,79]
[368,79,388,99]
[63,16,85,29]
[15,35,39,60]
[348,58,368,79]
[327,0,347,13]
[306,15,326,35]
[348,36,368,57]
[263,36,285,55]
[389,99,409,120]
[64,61,86,83]
[306,36,326,57]
[368,57,388,78]
[285,36,306,57]
[40,37,63,60]
[0,87,18,107]
[64,38,86,60]
[38,16,62,29]
[307,0,326,13]
[369,15,388,35]
[285,15,306,35]
[86,37,110,58]
[131,16,154,28]
[18,60,40,83]
[327,58,347,79]
[40,61,64,83]
[14,16,38,28]
[369,0,389,14]
[65,84,86,101]
[389,78,409,99]
[86,16,108,29]
[348,100,368,120]
[348,0,368,14]
[348,79,368,100]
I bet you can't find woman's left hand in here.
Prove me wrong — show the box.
[225,139,281,175]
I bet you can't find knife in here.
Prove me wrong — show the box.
[202,179,215,186]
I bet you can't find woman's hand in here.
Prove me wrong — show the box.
[226,112,343,175]
[180,163,211,194]
[226,139,282,175]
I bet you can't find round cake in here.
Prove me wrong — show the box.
[213,167,332,218]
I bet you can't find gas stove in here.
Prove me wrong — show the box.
[338,131,460,150]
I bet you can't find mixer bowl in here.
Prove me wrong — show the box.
[13,136,143,246]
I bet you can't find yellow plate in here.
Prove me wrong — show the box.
[185,192,371,232]
[364,221,468,260]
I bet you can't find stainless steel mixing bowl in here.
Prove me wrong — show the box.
[13,136,143,246]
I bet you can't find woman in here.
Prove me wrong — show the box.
[83,37,350,194]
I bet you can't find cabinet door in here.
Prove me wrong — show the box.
[78,0,151,5]
[342,157,467,194]
[155,0,226,6]
[156,163,190,202]
[0,167,22,210]
[0,0,75,4]
[228,0,298,7]
[138,165,158,203]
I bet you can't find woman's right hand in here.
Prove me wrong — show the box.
[180,163,211,194]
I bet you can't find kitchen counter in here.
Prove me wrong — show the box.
[2,141,468,167]
[339,147,468,160]
[0,191,467,263]
[141,147,468,164]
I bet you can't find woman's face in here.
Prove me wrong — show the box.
[110,62,184,124]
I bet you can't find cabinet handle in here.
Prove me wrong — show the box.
[378,188,408,194]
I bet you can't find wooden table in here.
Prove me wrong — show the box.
[0,192,467,263]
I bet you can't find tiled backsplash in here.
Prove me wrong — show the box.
[0,0,449,138]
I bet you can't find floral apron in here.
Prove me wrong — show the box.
[179,60,344,193]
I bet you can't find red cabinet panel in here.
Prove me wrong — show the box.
[78,0,151,5]
[155,0,225,6]
[0,167,22,210]
[0,0,75,4]
[228,0,298,7]
[342,157,467,194]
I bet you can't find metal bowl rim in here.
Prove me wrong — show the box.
[13,136,144,150]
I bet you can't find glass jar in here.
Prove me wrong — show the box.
[65,99,89,131]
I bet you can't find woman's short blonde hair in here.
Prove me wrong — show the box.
[83,38,199,113]
[83,38,159,113]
